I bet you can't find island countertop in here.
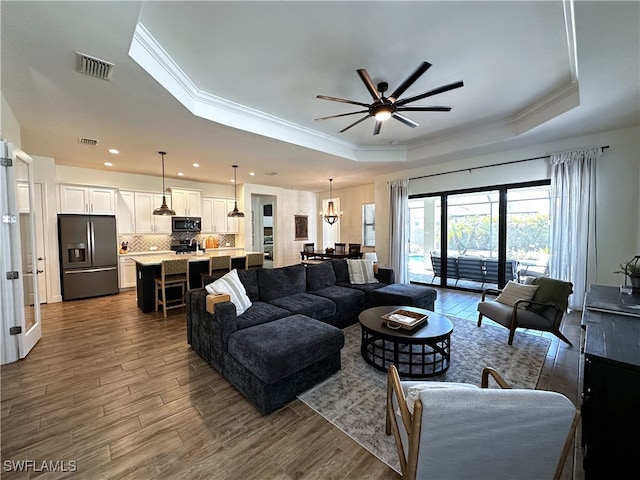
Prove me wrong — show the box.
[128,249,260,266]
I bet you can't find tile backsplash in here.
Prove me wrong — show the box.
[118,233,235,253]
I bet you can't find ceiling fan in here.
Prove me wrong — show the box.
[315,61,463,136]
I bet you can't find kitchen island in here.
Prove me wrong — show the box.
[128,249,261,313]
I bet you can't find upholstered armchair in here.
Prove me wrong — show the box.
[477,277,574,346]
[386,364,579,480]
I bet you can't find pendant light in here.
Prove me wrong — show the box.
[227,165,245,218]
[320,178,342,225]
[153,151,176,216]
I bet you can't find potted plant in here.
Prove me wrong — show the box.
[614,257,640,291]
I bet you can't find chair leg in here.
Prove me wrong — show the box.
[508,327,515,345]
[477,313,483,327]
[554,330,574,347]
[162,284,167,318]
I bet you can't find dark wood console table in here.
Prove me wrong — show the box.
[581,285,640,479]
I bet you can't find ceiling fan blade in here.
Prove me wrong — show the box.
[316,95,370,108]
[373,120,382,136]
[396,106,452,112]
[388,61,432,102]
[356,69,381,100]
[339,114,371,133]
[395,81,464,106]
[392,113,419,128]
[315,110,369,121]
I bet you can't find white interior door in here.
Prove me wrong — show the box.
[0,141,42,363]
[33,183,47,303]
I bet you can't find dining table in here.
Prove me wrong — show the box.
[300,251,363,261]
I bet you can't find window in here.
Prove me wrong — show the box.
[362,204,375,246]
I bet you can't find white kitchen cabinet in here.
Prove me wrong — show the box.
[170,188,201,217]
[134,192,172,234]
[201,197,235,233]
[116,190,136,234]
[58,184,116,214]
[118,256,137,289]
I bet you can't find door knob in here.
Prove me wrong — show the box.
[37,270,44,274]
[37,257,44,261]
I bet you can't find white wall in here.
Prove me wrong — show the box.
[374,125,640,287]
[322,183,376,252]
[1,94,21,146]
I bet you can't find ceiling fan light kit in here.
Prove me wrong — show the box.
[152,151,177,216]
[316,61,463,135]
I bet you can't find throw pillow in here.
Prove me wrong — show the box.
[205,269,252,315]
[405,383,478,415]
[495,281,539,308]
[347,259,378,285]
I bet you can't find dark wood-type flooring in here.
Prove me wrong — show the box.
[1,287,583,479]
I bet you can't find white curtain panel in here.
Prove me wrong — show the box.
[389,179,409,284]
[549,147,602,310]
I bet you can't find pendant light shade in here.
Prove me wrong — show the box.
[228,165,245,218]
[320,178,342,225]
[153,151,176,216]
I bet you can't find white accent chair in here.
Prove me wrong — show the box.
[386,364,579,480]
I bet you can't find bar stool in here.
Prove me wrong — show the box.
[245,252,265,269]
[155,258,190,318]
[200,255,231,285]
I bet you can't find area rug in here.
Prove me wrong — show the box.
[297,316,551,473]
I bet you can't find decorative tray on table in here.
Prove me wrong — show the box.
[381,309,428,331]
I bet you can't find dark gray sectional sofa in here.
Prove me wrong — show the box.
[186,259,437,414]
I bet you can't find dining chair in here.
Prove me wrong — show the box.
[348,243,361,255]
[154,258,190,318]
[334,243,346,254]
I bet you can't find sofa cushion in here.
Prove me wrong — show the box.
[347,259,378,284]
[306,261,337,291]
[205,269,252,315]
[331,259,350,284]
[227,314,344,384]
[371,283,438,310]
[237,268,260,302]
[258,264,306,301]
[236,301,292,330]
[309,286,365,323]
[268,292,336,320]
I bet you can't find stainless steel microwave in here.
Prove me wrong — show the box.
[171,216,201,233]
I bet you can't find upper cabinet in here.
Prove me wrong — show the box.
[116,190,136,234]
[59,184,116,215]
[170,188,201,217]
[134,192,171,234]
[201,197,239,233]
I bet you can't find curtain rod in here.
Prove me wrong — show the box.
[409,145,609,181]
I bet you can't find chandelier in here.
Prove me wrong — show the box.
[152,151,176,216]
[320,178,342,225]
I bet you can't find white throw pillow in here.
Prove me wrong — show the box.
[495,281,539,308]
[405,382,478,414]
[205,269,252,315]
[347,259,378,285]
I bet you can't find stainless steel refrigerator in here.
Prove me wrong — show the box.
[58,214,118,300]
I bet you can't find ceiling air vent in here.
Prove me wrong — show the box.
[78,137,99,146]
[75,52,114,81]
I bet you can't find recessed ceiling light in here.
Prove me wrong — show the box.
[177,172,184,176]
[192,163,200,168]
[249,172,255,176]
[104,161,113,167]
[108,148,119,154]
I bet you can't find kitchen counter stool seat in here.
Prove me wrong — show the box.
[155,258,190,317]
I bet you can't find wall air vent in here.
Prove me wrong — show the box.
[78,137,99,146]
[264,172,278,176]
[75,52,114,81]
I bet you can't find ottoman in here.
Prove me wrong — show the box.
[370,283,437,310]
[224,314,345,414]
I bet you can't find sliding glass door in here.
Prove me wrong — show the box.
[408,181,550,291]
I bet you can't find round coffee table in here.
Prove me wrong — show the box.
[358,305,453,378]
